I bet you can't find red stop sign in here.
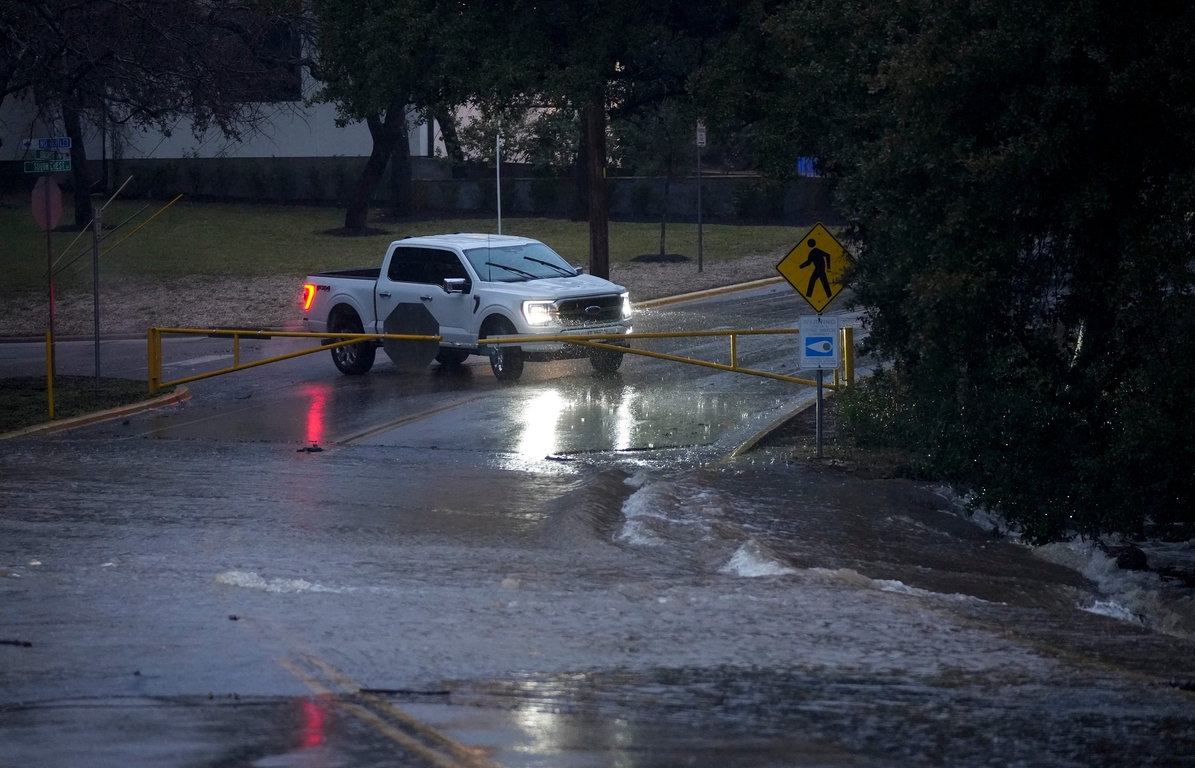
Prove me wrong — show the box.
[32,176,63,232]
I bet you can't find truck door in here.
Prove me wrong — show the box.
[377,247,474,346]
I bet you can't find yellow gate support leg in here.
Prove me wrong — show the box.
[45,331,55,419]
[842,326,855,387]
[147,327,161,395]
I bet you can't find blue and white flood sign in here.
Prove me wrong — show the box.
[799,315,840,369]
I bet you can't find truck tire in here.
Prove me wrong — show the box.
[329,312,375,375]
[483,319,523,383]
[435,349,470,368]
[589,347,624,375]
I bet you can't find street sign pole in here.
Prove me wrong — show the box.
[44,178,56,378]
[28,140,72,380]
[816,369,824,458]
[93,206,102,389]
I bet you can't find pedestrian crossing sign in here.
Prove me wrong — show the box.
[776,222,848,313]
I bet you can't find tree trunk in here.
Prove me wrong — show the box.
[345,103,405,232]
[62,101,94,230]
[433,107,464,165]
[390,115,412,219]
[585,95,609,279]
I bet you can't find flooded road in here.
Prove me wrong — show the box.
[2,286,1193,766]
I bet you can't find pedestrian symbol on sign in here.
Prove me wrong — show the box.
[799,239,833,299]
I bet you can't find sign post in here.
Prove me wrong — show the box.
[31,176,63,378]
[799,315,841,458]
[695,122,706,273]
[28,138,72,380]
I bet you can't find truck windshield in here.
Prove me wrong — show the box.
[463,243,579,282]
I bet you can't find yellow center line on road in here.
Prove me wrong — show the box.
[299,652,502,768]
[336,395,489,445]
[277,654,501,768]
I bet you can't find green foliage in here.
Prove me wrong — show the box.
[529,177,564,213]
[630,182,657,217]
[711,0,1195,541]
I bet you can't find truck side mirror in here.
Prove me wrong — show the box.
[443,277,467,294]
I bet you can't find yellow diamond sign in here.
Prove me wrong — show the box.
[776,222,849,313]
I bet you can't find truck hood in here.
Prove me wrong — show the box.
[479,273,628,300]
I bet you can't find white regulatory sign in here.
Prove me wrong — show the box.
[799,315,840,369]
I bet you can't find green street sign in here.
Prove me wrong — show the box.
[24,159,72,173]
[33,149,67,160]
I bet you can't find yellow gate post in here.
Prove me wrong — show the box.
[841,326,855,387]
[147,327,161,395]
[45,331,55,419]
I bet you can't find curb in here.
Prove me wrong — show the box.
[729,389,838,459]
[634,276,786,310]
[0,386,190,441]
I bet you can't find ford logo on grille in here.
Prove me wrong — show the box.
[584,305,602,317]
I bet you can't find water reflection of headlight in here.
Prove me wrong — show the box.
[518,390,566,458]
[614,389,637,451]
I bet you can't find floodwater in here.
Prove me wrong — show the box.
[3,286,1194,766]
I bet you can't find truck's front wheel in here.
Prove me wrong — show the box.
[589,347,624,375]
[483,319,523,383]
[329,312,375,375]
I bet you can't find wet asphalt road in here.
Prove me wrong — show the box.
[2,285,1195,767]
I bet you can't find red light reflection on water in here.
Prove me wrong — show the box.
[299,697,328,748]
[305,384,330,445]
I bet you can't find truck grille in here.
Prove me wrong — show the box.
[556,295,623,327]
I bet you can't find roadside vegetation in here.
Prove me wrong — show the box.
[0,377,147,434]
[0,196,803,297]
[709,0,1195,543]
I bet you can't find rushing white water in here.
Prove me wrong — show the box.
[214,570,349,594]
[720,540,798,577]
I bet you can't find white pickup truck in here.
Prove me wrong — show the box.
[301,234,633,382]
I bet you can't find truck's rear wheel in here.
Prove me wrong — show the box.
[483,319,523,383]
[435,349,470,368]
[329,312,375,375]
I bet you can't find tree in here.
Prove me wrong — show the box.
[612,98,696,258]
[468,0,744,277]
[310,0,473,232]
[2,0,300,226]
[705,0,1195,541]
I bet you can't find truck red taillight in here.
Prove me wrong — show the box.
[301,283,316,311]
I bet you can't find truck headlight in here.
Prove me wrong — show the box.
[621,293,633,319]
[522,300,556,325]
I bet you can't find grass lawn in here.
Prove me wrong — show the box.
[1,195,807,296]
[0,376,149,434]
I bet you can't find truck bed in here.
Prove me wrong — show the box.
[309,267,380,280]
